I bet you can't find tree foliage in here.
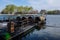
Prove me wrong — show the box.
[1,5,33,14]
[47,10,60,15]
[2,5,17,14]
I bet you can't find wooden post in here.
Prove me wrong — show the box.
[10,22,15,33]
[7,21,15,33]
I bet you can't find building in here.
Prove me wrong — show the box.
[40,10,47,14]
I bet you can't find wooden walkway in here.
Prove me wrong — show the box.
[9,25,35,40]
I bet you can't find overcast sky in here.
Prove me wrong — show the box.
[0,0,60,12]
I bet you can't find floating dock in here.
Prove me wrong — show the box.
[9,25,35,40]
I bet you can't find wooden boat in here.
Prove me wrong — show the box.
[0,14,46,40]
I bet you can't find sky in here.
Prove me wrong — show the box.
[0,0,60,12]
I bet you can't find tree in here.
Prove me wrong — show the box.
[1,4,33,14]
[17,6,24,12]
[1,5,17,14]
[24,6,33,12]
[17,6,33,13]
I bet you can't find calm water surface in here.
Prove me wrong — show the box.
[17,15,60,40]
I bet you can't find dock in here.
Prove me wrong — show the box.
[9,25,35,40]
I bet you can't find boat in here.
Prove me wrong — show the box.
[0,14,46,40]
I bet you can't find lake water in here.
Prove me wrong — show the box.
[15,15,60,40]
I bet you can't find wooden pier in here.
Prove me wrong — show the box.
[9,25,35,40]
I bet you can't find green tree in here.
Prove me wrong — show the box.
[24,6,33,12]
[2,5,17,14]
[1,5,33,14]
[17,6,24,12]
[17,6,33,13]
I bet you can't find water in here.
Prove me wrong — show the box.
[46,15,60,27]
[0,15,18,20]
[13,15,60,40]
[0,15,60,40]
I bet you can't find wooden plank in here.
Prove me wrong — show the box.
[9,25,35,40]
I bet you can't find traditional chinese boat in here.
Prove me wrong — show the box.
[0,14,46,40]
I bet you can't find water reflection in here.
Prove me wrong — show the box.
[35,24,46,30]
[20,27,60,40]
